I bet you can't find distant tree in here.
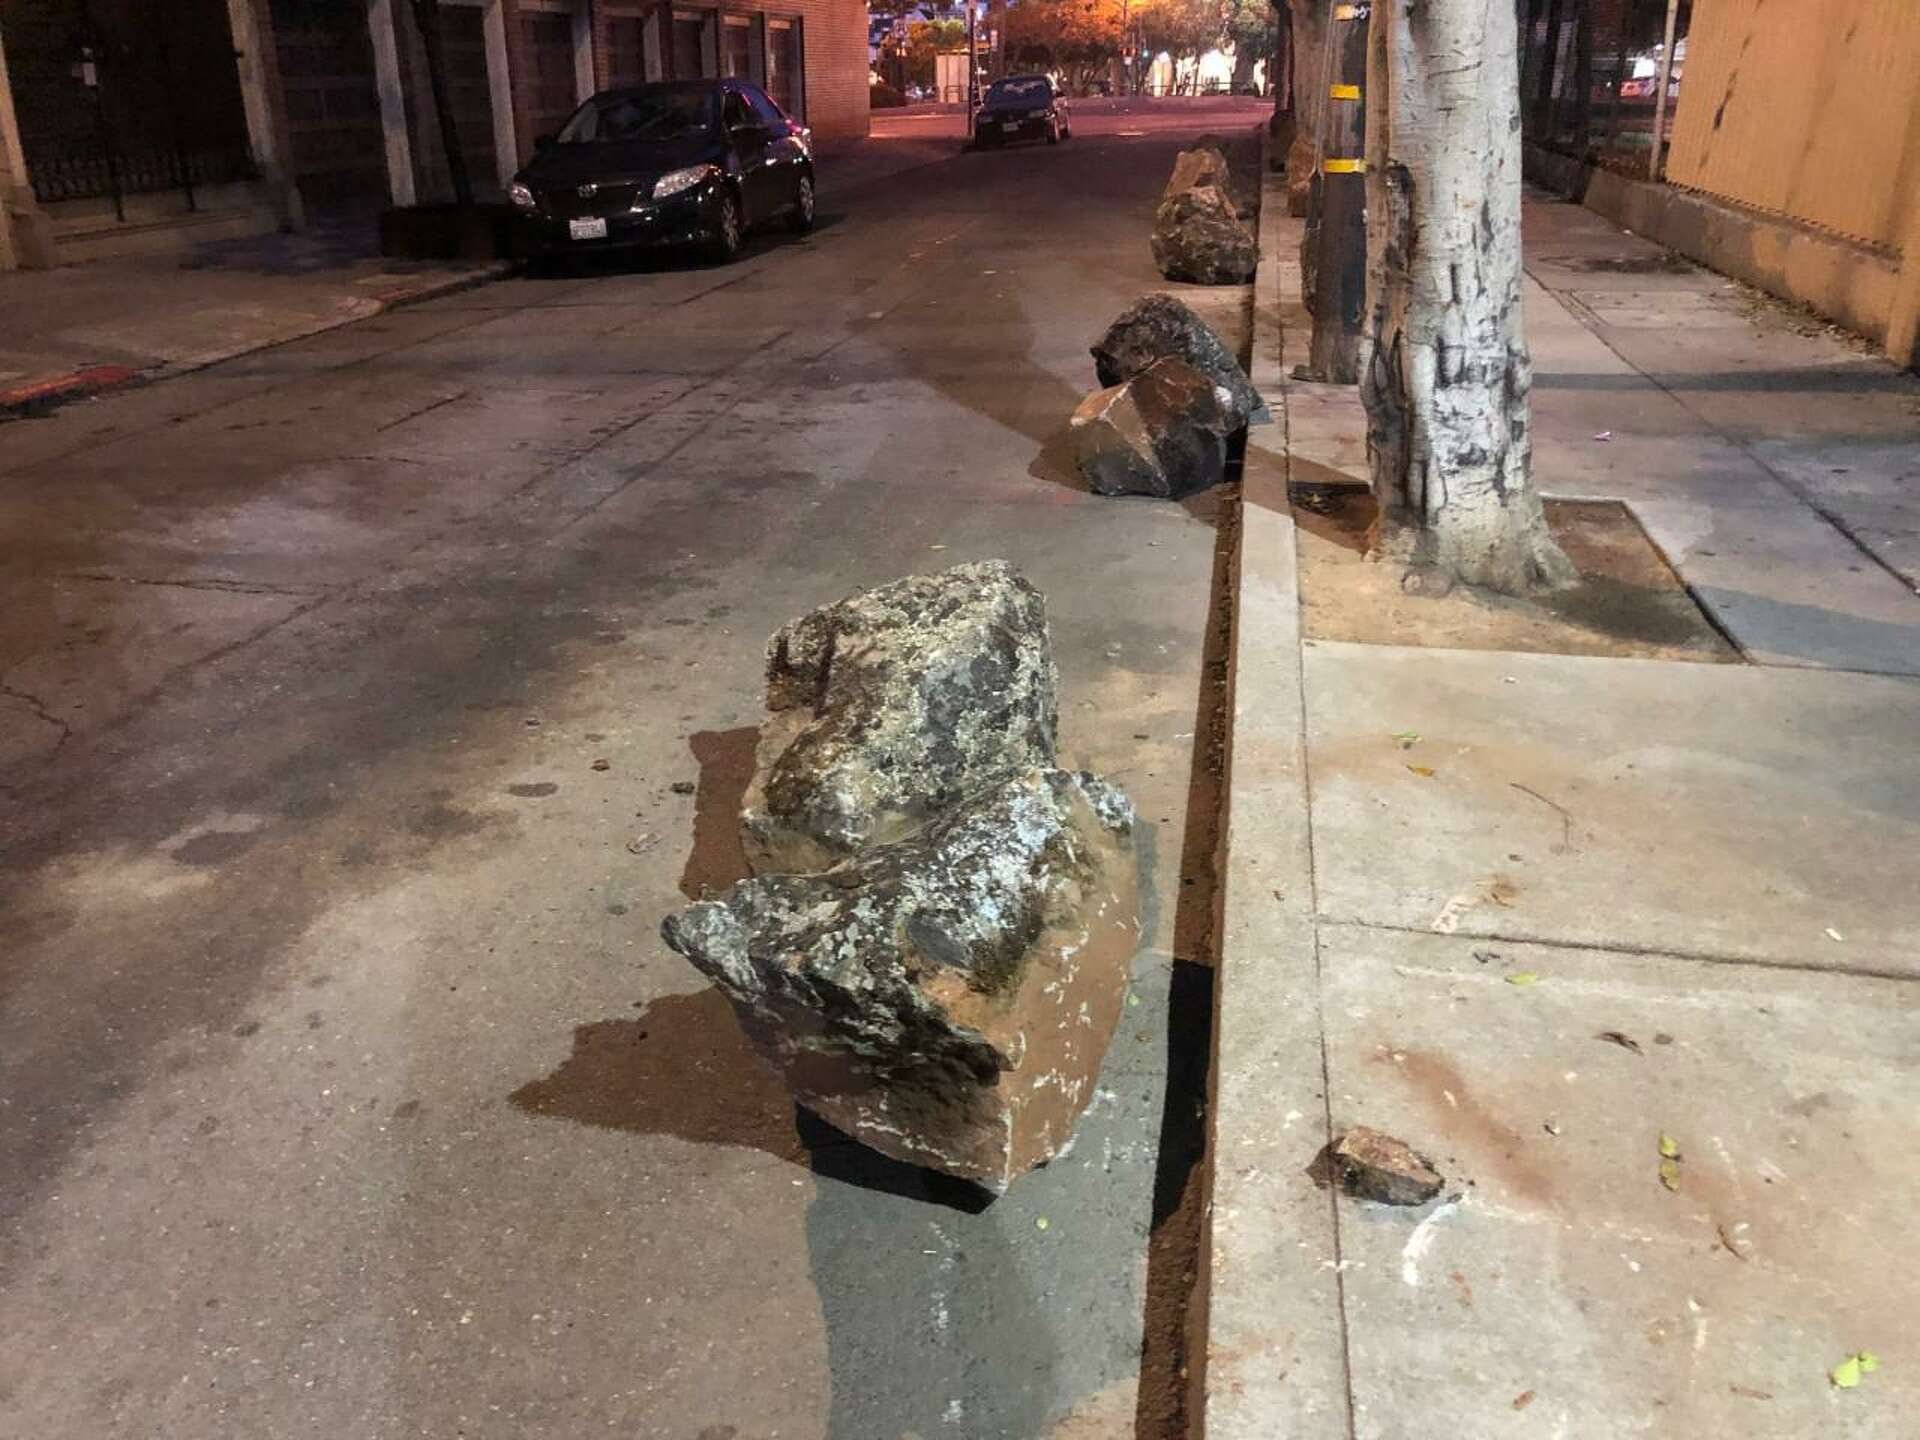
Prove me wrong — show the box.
[904,18,970,89]
[1005,0,1128,93]
[1224,0,1276,93]
[1136,0,1227,92]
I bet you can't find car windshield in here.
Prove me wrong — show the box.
[986,78,1051,105]
[556,88,715,144]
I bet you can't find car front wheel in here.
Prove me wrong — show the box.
[788,172,815,233]
[708,188,743,262]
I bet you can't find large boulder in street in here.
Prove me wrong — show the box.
[1071,356,1237,499]
[741,560,1058,875]
[1091,293,1265,426]
[663,767,1141,1191]
[1163,145,1233,206]
[1151,185,1257,285]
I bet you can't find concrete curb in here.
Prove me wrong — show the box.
[1201,133,1351,1440]
[0,364,142,417]
[0,261,514,420]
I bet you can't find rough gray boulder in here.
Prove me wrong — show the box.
[1163,145,1233,206]
[1091,293,1265,426]
[1151,185,1257,285]
[741,560,1058,874]
[1070,356,1237,499]
[663,767,1140,1190]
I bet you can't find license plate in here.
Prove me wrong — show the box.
[568,217,608,241]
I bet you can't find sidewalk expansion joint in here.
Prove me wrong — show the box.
[1523,261,1920,599]
[1316,915,1920,984]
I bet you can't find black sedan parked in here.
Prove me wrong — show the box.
[509,79,814,263]
[971,75,1072,148]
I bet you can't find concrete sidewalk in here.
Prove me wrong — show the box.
[0,219,508,416]
[1207,156,1920,1436]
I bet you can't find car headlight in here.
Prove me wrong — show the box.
[653,164,719,200]
[508,181,536,210]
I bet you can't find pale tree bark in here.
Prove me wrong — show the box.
[1360,0,1574,595]
[1284,0,1328,215]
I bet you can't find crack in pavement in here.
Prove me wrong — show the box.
[59,571,327,598]
[0,679,73,753]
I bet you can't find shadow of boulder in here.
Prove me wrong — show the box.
[509,987,808,1166]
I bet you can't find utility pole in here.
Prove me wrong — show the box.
[966,0,978,133]
[1648,0,1679,179]
[1298,0,1368,384]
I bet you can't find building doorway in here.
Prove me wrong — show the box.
[2,0,255,219]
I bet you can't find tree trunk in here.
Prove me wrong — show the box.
[988,0,1008,78]
[1284,0,1328,216]
[1359,0,1575,595]
[1532,0,1567,136]
[409,0,474,209]
[1269,2,1294,145]
[1569,0,1594,152]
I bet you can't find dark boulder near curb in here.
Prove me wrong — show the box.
[1092,293,1265,426]
[1151,186,1258,286]
[663,767,1141,1191]
[1071,356,1238,499]
[740,560,1058,874]
[1331,1126,1446,1206]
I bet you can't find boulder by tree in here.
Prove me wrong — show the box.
[1359,0,1575,595]
[1282,0,1328,214]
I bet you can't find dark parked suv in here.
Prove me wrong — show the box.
[509,79,814,262]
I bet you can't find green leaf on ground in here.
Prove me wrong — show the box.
[1406,764,1436,777]
[1831,1353,1876,1389]
[1658,1134,1680,1159]
[1393,731,1421,749]
[1658,1157,1682,1192]
[1504,972,1540,987]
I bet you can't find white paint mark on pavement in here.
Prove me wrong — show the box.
[1400,1195,1462,1285]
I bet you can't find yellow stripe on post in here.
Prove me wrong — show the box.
[1333,3,1365,18]
[1322,158,1367,175]
[1328,83,1361,100]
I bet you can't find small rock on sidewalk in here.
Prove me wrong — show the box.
[1330,1126,1445,1206]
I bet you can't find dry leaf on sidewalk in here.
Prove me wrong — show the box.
[1505,972,1540,987]
[1596,1030,1643,1054]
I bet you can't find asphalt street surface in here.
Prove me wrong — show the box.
[0,96,1268,1438]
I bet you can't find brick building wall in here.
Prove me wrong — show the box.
[579,0,870,144]
[267,0,870,214]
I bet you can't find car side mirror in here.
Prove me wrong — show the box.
[534,133,557,152]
